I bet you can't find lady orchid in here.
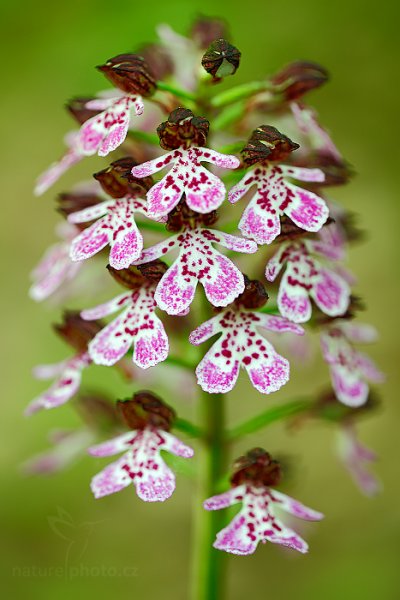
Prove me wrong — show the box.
[228,126,329,244]
[204,449,323,555]
[89,392,194,502]
[265,237,351,323]
[320,320,384,407]
[28,18,383,599]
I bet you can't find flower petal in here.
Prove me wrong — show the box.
[208,229,258,253]
[238,198,281,245]
[331,364,369,407]
[201,253,245,307]
[88,310,133,366]
[195,342,241,394]
[146,174,184,218]
[271,490,324,521]
[265,244,289,282]
[131,150,176,177]
[197,148,240,169]
[185,166,227,213]
[88,432,135,457]
[279,165,325,183]
[90,456,132,498]
[34,148,82,196]
[278,272,313,323]
[228,170,257,204]
[310,268,350,316]
[283,184,329,232]
[154,256,197,315]
[254,313,305,335]
[81,292,131,320]
[68,200,111,224]
[243,346,290,394]
[69,220,109,262]
[213,513,258,555]
[189,314,223,345]
[204,486,246,510]
[263,518,309,554]
[161,432,194,458]
[109,219,143,269]
[134,456,176,502]
[133,314,169,369]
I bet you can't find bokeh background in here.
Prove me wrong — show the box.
[1,0,399,598]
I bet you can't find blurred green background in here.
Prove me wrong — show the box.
[1,0,399,598]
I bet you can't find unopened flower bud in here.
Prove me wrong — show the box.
[136,260,169,283]
[201,39,241,81]
[66,97,102,125]
[138,43,174,80]
[75,394,120,432]
[231,448,282,488]
[97,54,156,97]
[57,192,103,219]
[166,199,218,232]
[117,391,176,431]
[235,277,269,310]
[53,311,103,353]
[242,125,300,166]
[106,265,145,290]
[157,108,209,150]
[94,157,153,199]
[271,61,329,101]
[190,16,229,49]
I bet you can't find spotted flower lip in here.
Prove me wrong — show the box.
[131,147,240,219]
[337,422,381,497]
[81,285,169,368]
[89,427,194,502]
[25,352,91,416]
[320,321,384,407]
[204,484,323,555]
[228,164,328,245]
[77,93,144,157]
[265,239,351,323]
[29,223,82,302]
[68,196,149,269]
[133,228,257,315]
[189,309,304,394]
[34,131,84,196]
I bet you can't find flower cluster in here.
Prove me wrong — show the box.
[28,16,383,580]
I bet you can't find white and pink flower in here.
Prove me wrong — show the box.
[336,423,381,496]
[320,321,384,407]
[25,353,91,415]
[29,223,82,302]
[190,310,304,394]
[134,228,257,315]
[204,484,323,555]
[81,285,169,368]
[34,131,84,196]
[77,93,144,157]
[68,196,151,269]
[89,427,193,502]
[131,147,240,219]
[228,164,328,244]
[265,239,350,323]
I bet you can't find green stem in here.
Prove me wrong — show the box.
[174,417,204,439]
[211,81,271,108]
[126,130,159,145]
[227,399,311,440]
[157,80,197,102]
[191,391,227,600]
[135,220,166,233]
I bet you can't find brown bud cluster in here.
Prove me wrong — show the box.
[94,157,153,199]
[117,391,176,431]
[97,54,156,97]
[231,448,282,488]
[107,261,168,289]
[191,16,229,49]
[242,126,300,166]
[313,387,379,423]
[201,39,241,81]
[157,108,209,150]
[138,43,174,80]
[166,198,218,232]
[57,192,102,219]
[271,61,329,101]
[66,97,101,125]
[53,311,103,353]
[235,277,269,310]
[75,394,120,432]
